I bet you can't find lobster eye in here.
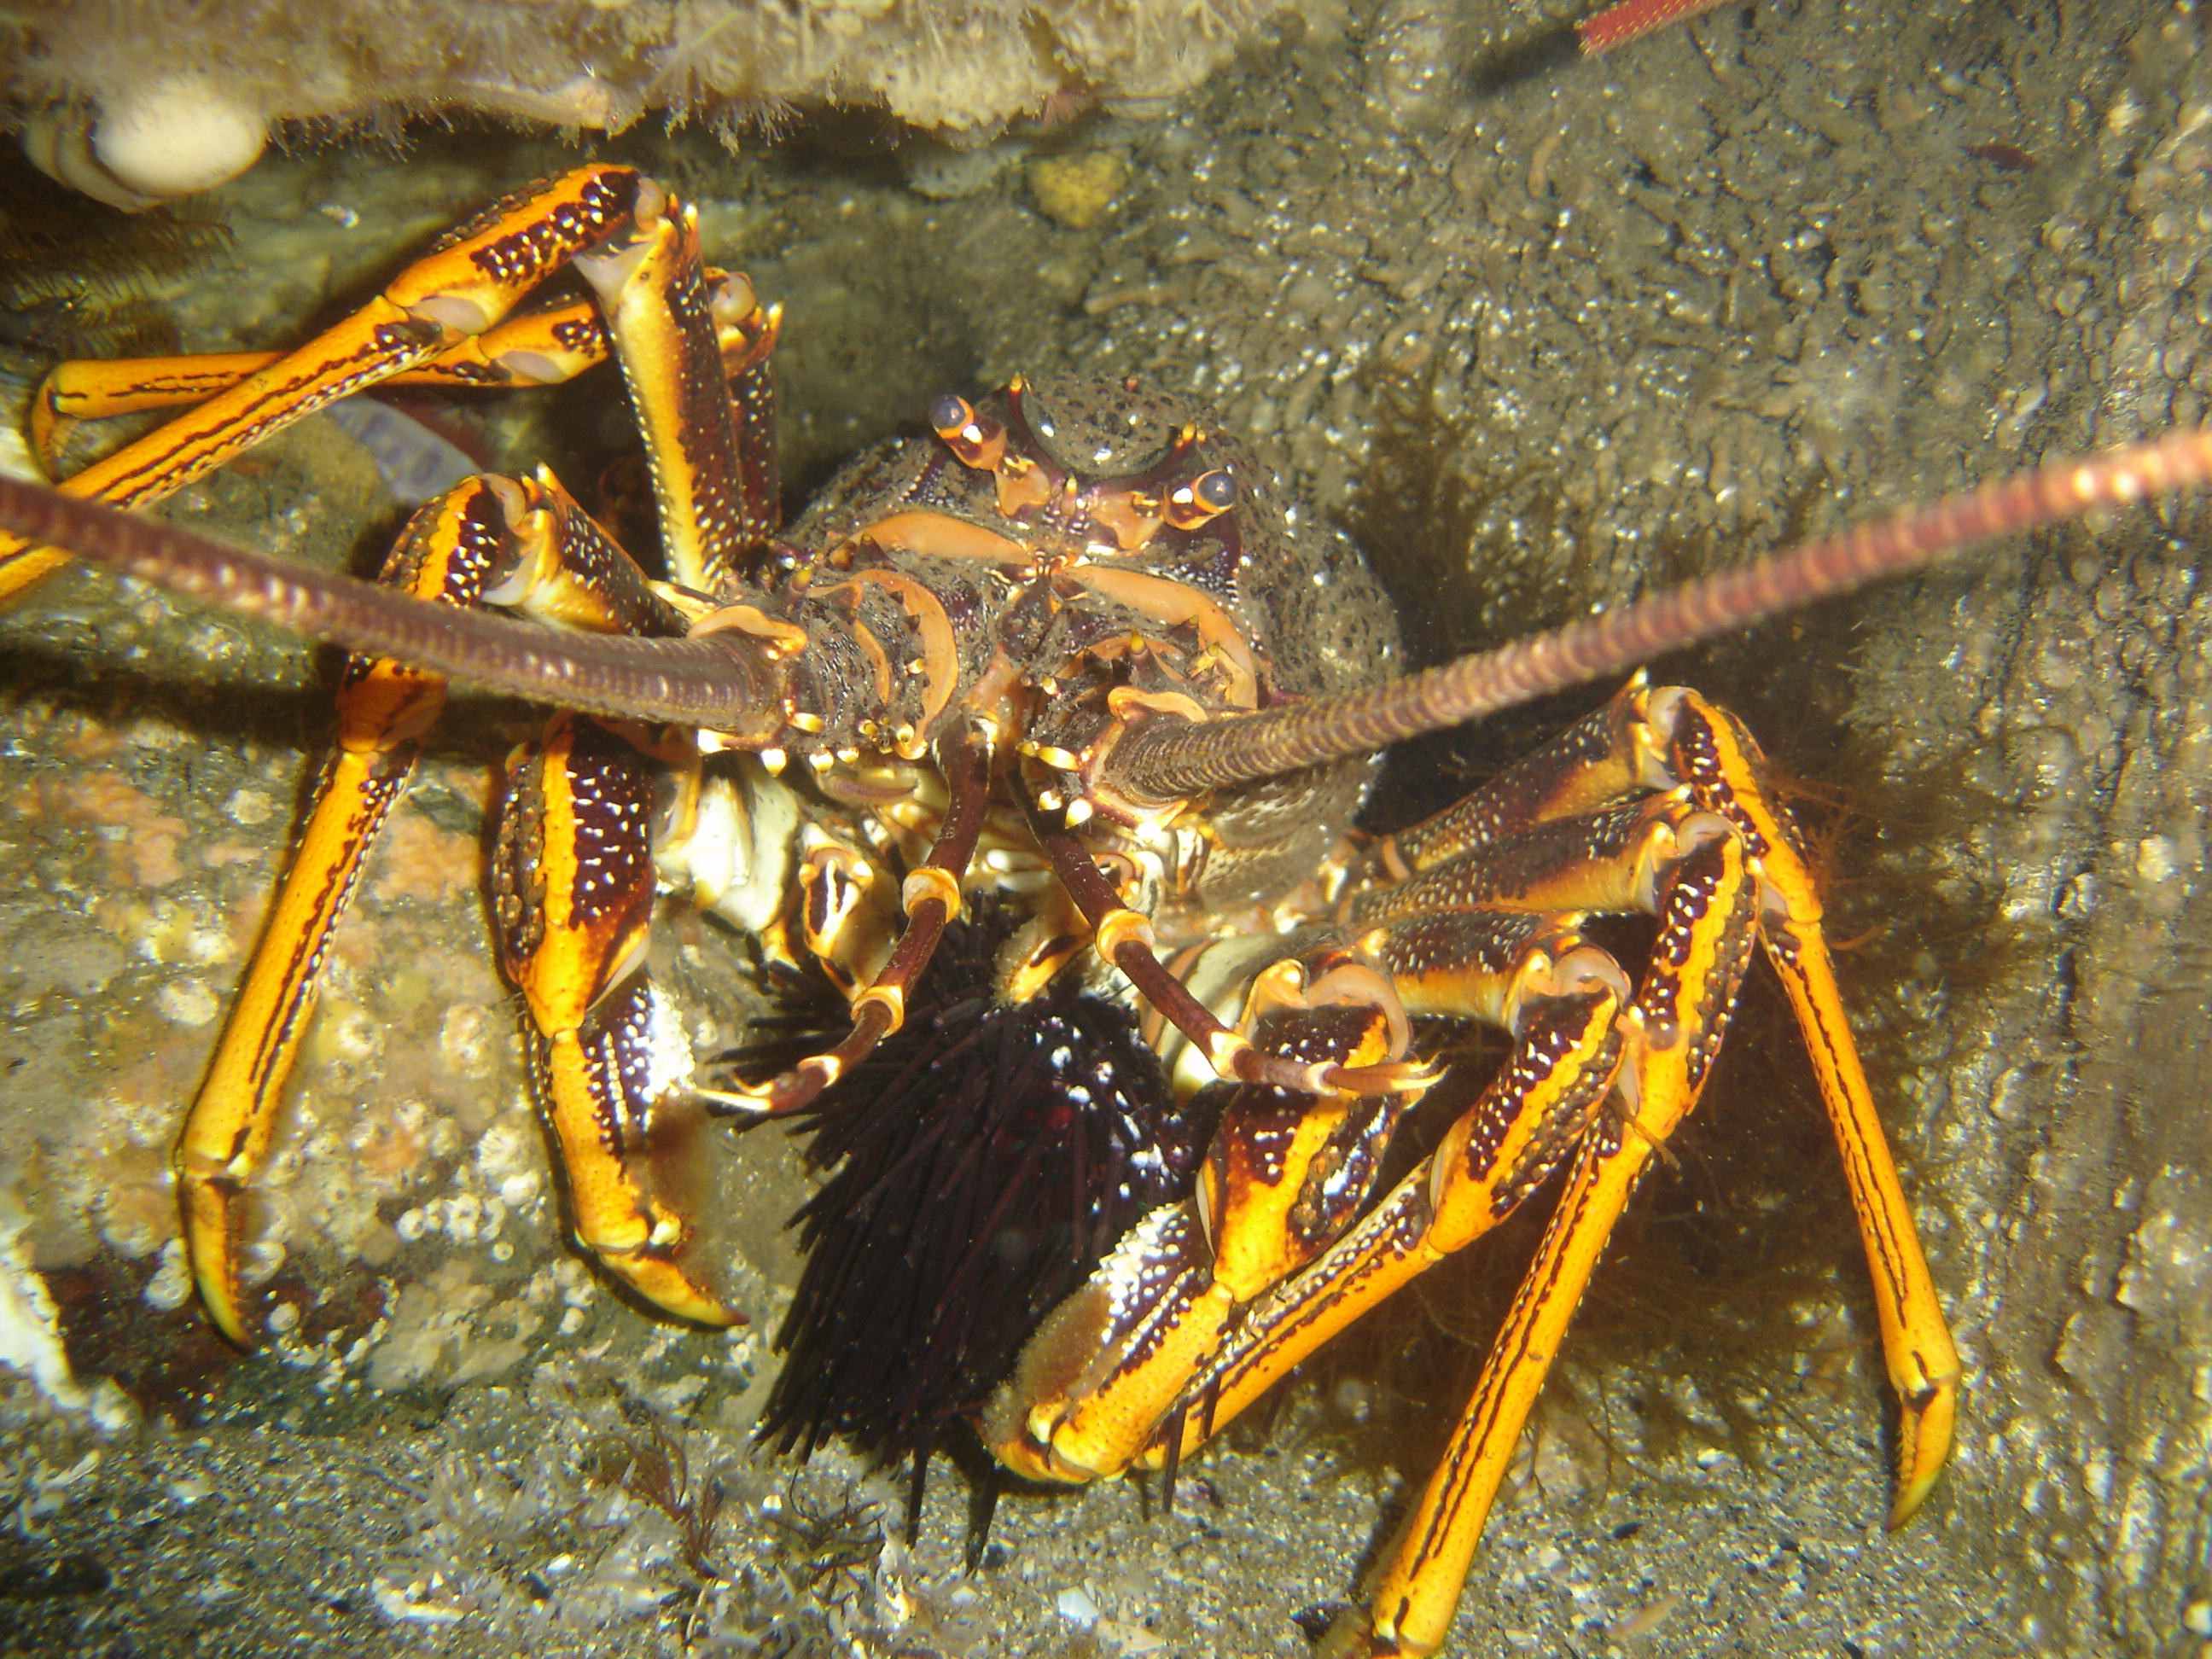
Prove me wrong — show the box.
[1164,467,1240,531]
[931,394,1007,471]
[929,393,971,437]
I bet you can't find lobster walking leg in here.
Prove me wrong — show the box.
[1369,676,1668,876]
[26,300,615,470]
[1138,911,1636,1468]
[1371,677,1958,1511]
[178,471,699,1340]
[1329,835,1758,1658]
[494,713,739,1324]
[572,186,777,588]
[1146,806,1700,1424]
[179,482,505,1342]
[1656,688,1960,1520]
[988,944,1429,1483]
[0,166,653,603]
[1027,806,1434,1103]
[996,902,1639,1483]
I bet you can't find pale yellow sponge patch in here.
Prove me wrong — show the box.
[1028,150,1131,230]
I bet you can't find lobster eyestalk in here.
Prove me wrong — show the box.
[0,476,795,737]
[1097,427,2212,803]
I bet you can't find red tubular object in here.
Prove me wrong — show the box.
[1575,0,1726,55]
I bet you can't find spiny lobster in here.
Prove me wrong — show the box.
[3,165,2209,1655]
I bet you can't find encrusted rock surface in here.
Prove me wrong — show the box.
[5,0,1308,206]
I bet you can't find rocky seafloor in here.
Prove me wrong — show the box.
[2,0,2209,1655]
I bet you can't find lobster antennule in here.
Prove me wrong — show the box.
[0,475,795,735]
[1100,426,2212,802]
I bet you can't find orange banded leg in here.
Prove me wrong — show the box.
[725,725,992,1115]
[494,713,738,1324]
[1027,806,1432,1102]
[1151,736,1930,1469]
[1371,677,1959,1520]
[478,469,692,637]
[1350,793,1733,929]
[711,275,783,538]
[31,268,770,476]
[573,183,775,589]
[1369,676,1667,878]
[1132,911,1633,1470]
[181,738,422,1348]
[1656,688,1960,1521]
[26,300,615,471]
[0,165,648,605]
[30,352,273,469]
[178,471,692,1342]
[465,487,725,1322]
[987,946,1422,1486]
[180,480,510,1343]
[1332,834,1760,1659]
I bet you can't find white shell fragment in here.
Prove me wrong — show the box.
[1055,1585,1101,1626]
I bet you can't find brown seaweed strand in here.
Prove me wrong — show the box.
[1107,428,2212,802]
[0,475,792,732]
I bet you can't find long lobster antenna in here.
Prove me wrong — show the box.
[0,477,792,735]
[1099,428,2212,804]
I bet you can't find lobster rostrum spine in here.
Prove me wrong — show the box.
[6,165,2212,1656]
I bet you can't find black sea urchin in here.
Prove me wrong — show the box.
[754,898,1214,1477]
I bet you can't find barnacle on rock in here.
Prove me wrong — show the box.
[21,74,266,210]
